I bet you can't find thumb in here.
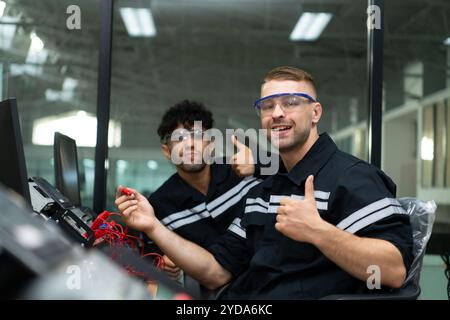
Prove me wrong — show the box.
[304,175,315,200]
[163,255,176,267]
[231,135,244,151]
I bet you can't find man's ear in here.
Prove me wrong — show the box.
[312,102,322,124]
[161,144,171,161]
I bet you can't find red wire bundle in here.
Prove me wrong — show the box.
[90,210,165,277]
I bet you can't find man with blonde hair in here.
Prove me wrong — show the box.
[116,66,413,299]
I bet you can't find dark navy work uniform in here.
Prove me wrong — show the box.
[148,162,262,248]
[209,133,414,299]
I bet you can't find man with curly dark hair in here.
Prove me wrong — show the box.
[142,100,263,297]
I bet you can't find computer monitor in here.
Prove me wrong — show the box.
[54,132,81,207]
[0,98,31,203]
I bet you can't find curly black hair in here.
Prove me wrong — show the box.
[157,100,214,142]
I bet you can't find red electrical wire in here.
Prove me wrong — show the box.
[90,211,165,278]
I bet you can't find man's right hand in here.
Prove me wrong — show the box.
[115,185,157,234]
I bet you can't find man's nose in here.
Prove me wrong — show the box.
[184,135,195,147]
[271,104,285,119]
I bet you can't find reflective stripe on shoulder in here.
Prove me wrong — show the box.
[336,197,407,234]
[161,177,261,231]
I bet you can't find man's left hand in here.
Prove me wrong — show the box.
[275,175,327,244]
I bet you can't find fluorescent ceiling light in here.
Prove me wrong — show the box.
[45,89,61,101]
[420,137,434,161]
[45,77,78,102]
[32,111,122,148]
[0,15,19,50]
[63,77,78,91]
[0,23,16,49]
[137,9,156,37]
[289,12,332,41]
[24,32,48,76]
[29,32,44,52]
[25,48,48,64]
[120,8,140,36]
[0,1,6,17]
[26,33,47,64]
[444,37,450,46]
[120,8,156,37]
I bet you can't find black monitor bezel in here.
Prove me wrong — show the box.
[53,132,81,207]
[0,98,31,204]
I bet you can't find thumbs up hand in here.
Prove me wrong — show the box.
[230,135,256,177]
[275,175,327,244]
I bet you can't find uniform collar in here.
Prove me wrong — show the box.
[264,132,337,188]
[173,173,201,203]
[287,133,337,186]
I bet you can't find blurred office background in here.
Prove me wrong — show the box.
[0,0,449,298]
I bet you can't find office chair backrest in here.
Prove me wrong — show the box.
[398,197,436,288]
[320,197,437,300]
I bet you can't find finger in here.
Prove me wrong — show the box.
[164,264,180,271]
[276,205,286,215]
[164,262,177,270]
[117,199,138,212]
[115,190,135,204]
[165,266,181,274]
[279,196,294,206]
[122,205,138,217]
[114,194,128,206]
[163,255,176,268]
[274,222,283,233]
[115,195,135,209]
[164,266,179,273]
[168,273,180,280]
[130,188,148,201]
[163,266,181,275]
[115,185,123,198]
[122,187,138,199]
[304,175,315,200]
[231,135,245,151]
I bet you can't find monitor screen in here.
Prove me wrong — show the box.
[0,98,31,203]
[54,132,81,207]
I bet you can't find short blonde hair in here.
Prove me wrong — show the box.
[264,66,317,96]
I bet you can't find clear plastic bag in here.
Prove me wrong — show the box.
[397,197,437,286]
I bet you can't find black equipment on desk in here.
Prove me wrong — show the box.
[28,176,95,247]
[0,184,153,300]
[0,183,72,298]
